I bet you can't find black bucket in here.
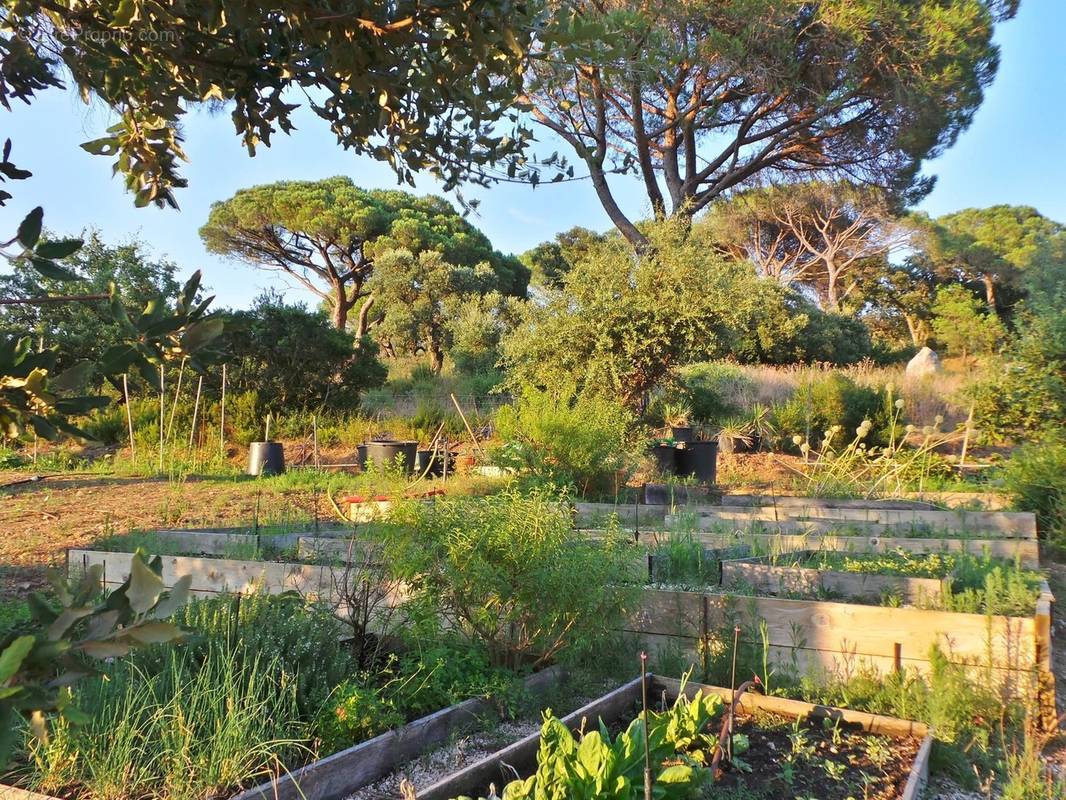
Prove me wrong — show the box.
[669,425,694,443]
[365,440,418,474]
[414,449,444,477]
[651,444,677,475]
[247,441,285,476]
[356,444,368,470]
[676,441,718,484]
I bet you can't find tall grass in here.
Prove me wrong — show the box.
[26,642,309,799]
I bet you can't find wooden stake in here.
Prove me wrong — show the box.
[450,393,486,459]
[158,365,165,472]
[313,414,319,468]
[189,375,204,449]
[220,363,227,458]
[123,373,135,458]
[165,357,186,444]
[958,401,975,469]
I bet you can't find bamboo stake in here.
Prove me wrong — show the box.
[158,365,165,472]
[450,393,486,459]
[189,375,204,449]
[958,401,976,469]
[123,373,135,458]
[165,356,187,444]
[220,363,227,458]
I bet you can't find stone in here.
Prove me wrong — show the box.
[906,346,940,379]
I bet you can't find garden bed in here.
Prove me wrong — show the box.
[66,547,405,614]
[412,675,931,800]
[668,506,1037,538]
[719,549,952,604]
[575,500,1038,538]
[626,583,1055,714]
[228,667,567,800]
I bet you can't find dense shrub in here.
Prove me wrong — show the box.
[677,362,754,423]
[225,294,387,414]
[794,309,874,365]
[383,488,639,669]
[969,292,1066,443]
[771,372,882,450]
[314,681,403,753]
[494,389,636,494]
[999,438,1066,539]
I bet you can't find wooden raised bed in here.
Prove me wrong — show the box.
[719,550,950,604]
[0,669,566,800]
[575,501,1037,537]
[66,549,407,613]
[626,584,1056,714]
[414,675,932,800]
[229,666,566,800]
[584,528,1041,569]
[669,507,1037,538]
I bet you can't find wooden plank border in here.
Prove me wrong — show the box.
[719,550,950,604]
[230,667,567,800]
[417,676,930,800]
[636,530,1040,568]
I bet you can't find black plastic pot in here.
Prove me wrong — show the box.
[669,425,694,443]
[415,449,445,477]
[356,444,368,470]
[676,441,718,484]
[365,440,418,473]
[650,444,677,475]
[247,441,285,476]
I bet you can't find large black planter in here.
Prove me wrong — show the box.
[365,440,418,473]
[676,441,718,484]
[247,441,285,476]
[669,425,694,443]
[650,444,677,475]
[415,448,445,477]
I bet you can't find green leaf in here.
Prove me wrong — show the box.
[46,607,94,642]
[655,764,695,784]
[152,575,192,619]
[51,361,94,393]
[28,256,80,282]
[35,238,83,260]
[0,635,35,683]
[180,317,224,354]
[16,206,43,248]
[126,621,182,644]
[126,555,165,615]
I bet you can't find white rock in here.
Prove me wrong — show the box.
[906,346,940,379]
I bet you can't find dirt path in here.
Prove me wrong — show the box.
[0,472,332,599]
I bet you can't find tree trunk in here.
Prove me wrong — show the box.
[428,343,444,374]
[980,273,997,312]
[330,295,348,330]
[354,294,375,339]
[824,264,840,312]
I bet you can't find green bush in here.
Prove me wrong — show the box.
[969,294,1066,443]
[382,488,640,670]
[999,438,1066,539]
[770,372,883,451]
[494,389,636,495]
[314,681,403,753]
[677,362,753,423]
[388,637,524,719]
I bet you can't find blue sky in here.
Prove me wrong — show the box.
[2,0,1064,309]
